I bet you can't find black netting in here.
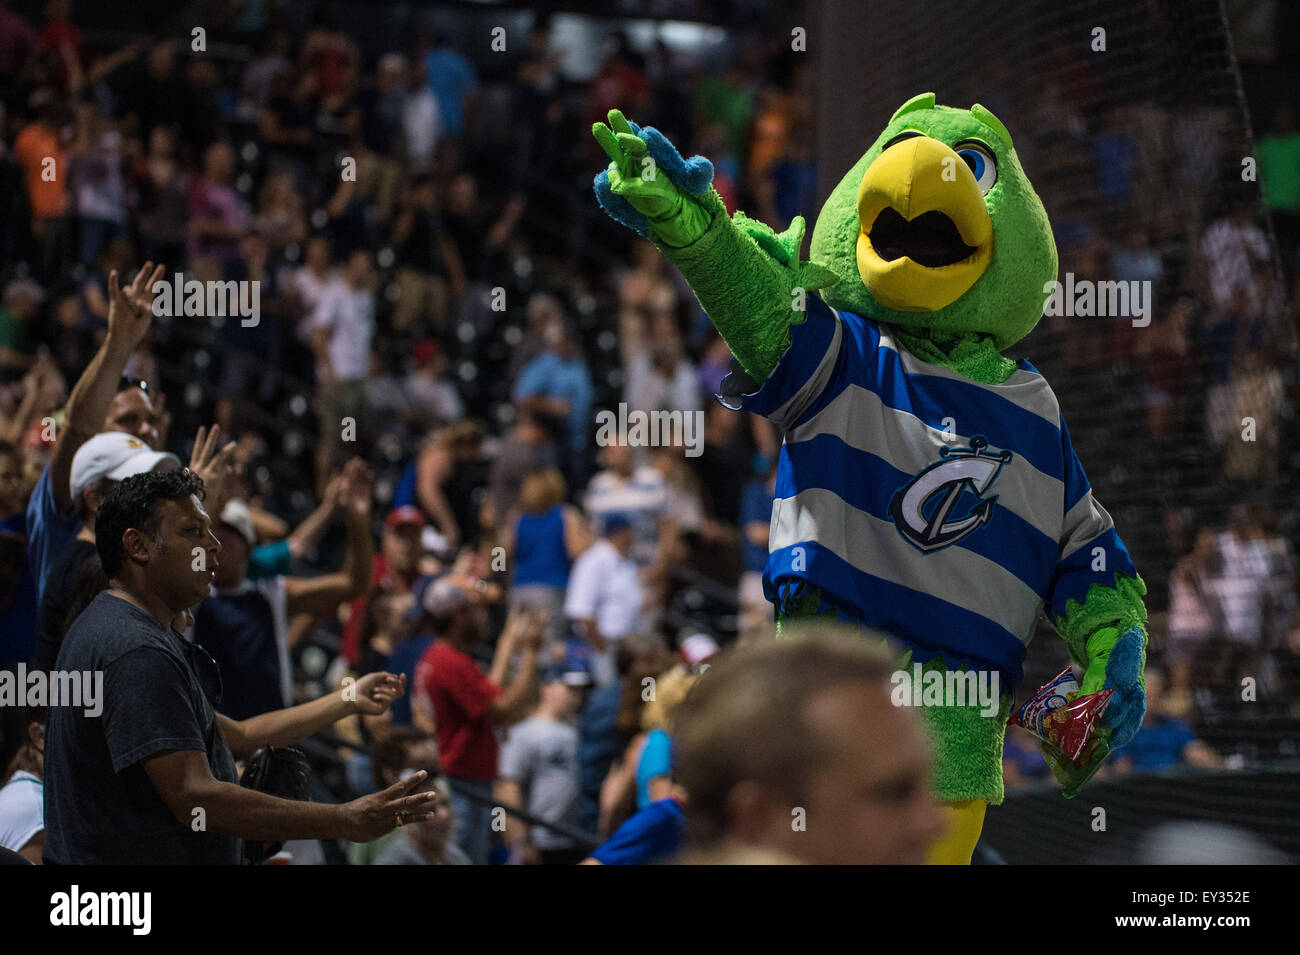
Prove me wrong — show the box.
[809,0,1298,855]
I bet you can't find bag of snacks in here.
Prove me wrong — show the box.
[1009,667,1114,797]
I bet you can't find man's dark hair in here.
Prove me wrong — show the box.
[96,469,206,577]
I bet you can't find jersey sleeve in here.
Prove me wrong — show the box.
[513,355,550,402]
[718,294,845,431]
[26,465,81,601]
[1044,415,1144,649]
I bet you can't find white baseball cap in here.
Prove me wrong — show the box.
[219,498,257,550]
[69,432,181,500]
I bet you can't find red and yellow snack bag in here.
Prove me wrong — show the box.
[1009,667,1114,797]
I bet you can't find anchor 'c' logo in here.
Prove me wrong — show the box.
[888,436,1012,553]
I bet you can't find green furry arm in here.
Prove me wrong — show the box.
[1053,572,1148,667]
[654,199,840,381]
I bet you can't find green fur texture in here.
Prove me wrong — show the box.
[898,649,1014,804]
[890,325,1018,384]
[654,203,840,381]
[809,98,1058,353]
[1053,572,1149,671]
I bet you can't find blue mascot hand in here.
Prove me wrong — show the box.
[592,109,715,240]
[1080,624,1147,750]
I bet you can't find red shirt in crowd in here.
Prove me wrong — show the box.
[414,640,501,781]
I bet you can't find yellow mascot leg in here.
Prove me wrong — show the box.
[926,799,987,865]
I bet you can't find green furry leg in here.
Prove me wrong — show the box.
[903,651,1011,805]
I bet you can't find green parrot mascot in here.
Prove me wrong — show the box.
[592,93,1148,864]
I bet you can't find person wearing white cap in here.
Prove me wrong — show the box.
[69,431,180,505]
[33,431,180,672]
[25,260,164,607]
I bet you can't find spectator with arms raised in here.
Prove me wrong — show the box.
[26,261,164,607]
[414,583,547,864]
[195,458,373,720]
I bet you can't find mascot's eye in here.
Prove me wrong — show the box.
[954,141,997,193]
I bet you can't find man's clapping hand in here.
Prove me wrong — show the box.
[338,770,439,842]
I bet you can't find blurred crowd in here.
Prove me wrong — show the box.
[0,0,817,865]
[0,0,1295,864]
[984,45,1300,783]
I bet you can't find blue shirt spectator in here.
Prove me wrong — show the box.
[739,478,773,574]
[384,632,436,726]
[1092,129,1138,203]
[577,679,622,832]
[772,156,817,229]
[514,350,594,457]
[590,797,686,865]
[25,467,81,609]
[513,505,570,589]
[423,44,477,138]
[0,510,38,665]
[1001,728,1051,783]
[635,727,672,810]
[1115,714,1197,772]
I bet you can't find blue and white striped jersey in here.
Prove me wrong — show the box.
[720,295,1138,691]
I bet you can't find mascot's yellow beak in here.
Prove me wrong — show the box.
[855,136,993,312]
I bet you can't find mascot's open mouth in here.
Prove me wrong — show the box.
[868,207,978,267]
[855,135,995,311]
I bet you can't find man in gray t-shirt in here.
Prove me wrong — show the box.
[497,665,589,864]
[43,469,438,863]
[45,590,243,864]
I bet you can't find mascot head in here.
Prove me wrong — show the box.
[810,92,1058,351]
